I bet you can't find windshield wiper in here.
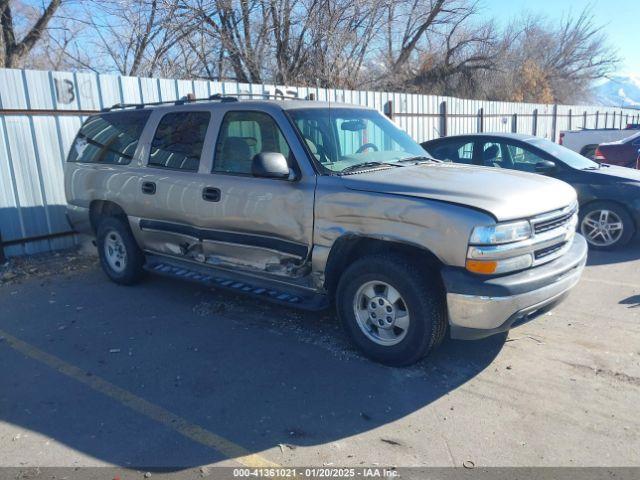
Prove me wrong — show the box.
[397,155,441,164]
[339,161,403,174]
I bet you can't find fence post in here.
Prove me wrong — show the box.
[511,113,518,133]
[439,100,447,137]
[532,109,538,135]
[384,100,393,120]
[583,111,587,129]
[595,111,600,128]
[551,104,558,141]
[478,107,484,133]
[568,109,572,130]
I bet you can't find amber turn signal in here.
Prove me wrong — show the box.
[465,259,498,274]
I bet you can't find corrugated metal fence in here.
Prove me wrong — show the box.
[1,67,639,258]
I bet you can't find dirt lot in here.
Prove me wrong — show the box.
[0,239,639,471]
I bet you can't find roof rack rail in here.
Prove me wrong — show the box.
[100,90,310,112]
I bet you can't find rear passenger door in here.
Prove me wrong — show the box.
[134,109,216,257]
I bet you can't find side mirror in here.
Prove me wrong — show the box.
[535,160,556,173]
[251,152,292,179]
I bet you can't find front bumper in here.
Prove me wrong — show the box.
[442,234,588,340]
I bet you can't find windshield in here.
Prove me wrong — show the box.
[287,107,430,173]
[527,137,600,169]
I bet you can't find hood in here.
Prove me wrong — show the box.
[340,163,576,222]
[592,164,640,181]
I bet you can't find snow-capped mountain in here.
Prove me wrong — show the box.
[595,75,640,107]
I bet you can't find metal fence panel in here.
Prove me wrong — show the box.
[1,67,639,257]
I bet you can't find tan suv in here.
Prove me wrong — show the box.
[65,97,587,366]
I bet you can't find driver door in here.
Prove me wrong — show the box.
[197,109,315,276]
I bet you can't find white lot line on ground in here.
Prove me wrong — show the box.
[0,328,279,469]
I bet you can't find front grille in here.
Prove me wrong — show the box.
[533,207,577,234]
[534,241,567,260]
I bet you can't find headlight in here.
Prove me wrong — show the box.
[469,220,532,245]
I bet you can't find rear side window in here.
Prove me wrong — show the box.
[148,111,211,172]
[427,140,474,164]
[67,111,150,165]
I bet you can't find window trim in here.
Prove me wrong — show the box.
[211,109,298,179]
[146,110,212,172]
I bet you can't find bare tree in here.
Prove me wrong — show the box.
[187,0,270,83]
[0,0,62,68]
[77,0,197,77]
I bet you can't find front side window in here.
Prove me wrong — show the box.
[287,108,428,173]
[67,110,150,165]
[148,111,211,172]
[214,111,291,175]
[505,143,547,172]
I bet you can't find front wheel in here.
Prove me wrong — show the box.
[336,254,446,366]
[579,202,635,250]
[97,217,145,284]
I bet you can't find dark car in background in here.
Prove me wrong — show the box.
[595,131,640,169]
[422,133,640,250]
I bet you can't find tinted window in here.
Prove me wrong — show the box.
[67,111,150,165]
[214,111,291,174]
[148,111,210,171]
[481,142,504,167]
[505,143,546,172]
[427,140,474,164]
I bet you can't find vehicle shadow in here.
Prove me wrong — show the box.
[0,268,506,469]
[586,237,640,266]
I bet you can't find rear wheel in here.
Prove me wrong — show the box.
[579,202,635,250]
[97,217,145,284]
[336,254,446,366]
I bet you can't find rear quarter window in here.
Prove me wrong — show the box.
[67,110,151,165]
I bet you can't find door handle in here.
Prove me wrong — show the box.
[202,187,221,202]
[141,181,156,195]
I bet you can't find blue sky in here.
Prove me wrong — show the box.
[479,0,639,77]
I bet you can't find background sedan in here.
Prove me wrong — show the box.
[421,133,640,250]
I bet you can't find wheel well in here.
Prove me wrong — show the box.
[323,236,443,297]
[89,200,127,233]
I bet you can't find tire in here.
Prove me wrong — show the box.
[580,144,597,160]
[579,201,635,250]
[96,216,145,285]
[336,253,446,366]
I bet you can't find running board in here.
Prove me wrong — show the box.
[144,255,329,311]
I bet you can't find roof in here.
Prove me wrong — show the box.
[423,132,538,143]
